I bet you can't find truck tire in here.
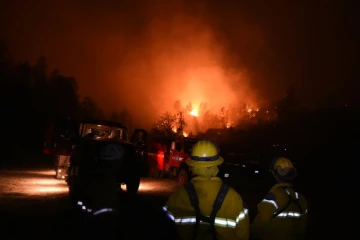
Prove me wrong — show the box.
[68,167,81,203]
[177,168,189,185]
[69,180,81,203]
[125,176,140,196]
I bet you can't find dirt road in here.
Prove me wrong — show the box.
[0,167,334,239]
[0,168,179,239]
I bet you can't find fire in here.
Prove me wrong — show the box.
[189,109,198,117]
[183,132,188,137]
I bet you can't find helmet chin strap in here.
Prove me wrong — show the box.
[271,170,282,182]
[272,168,296,183]
[274,175,286,183]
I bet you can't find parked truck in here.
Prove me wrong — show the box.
[43,117,147,180]
[146,136,197,184]
[146,136,230,185]
[43,117,77,179]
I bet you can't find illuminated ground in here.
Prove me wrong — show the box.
[0,167,326,239]
[0,168,178,200]
[0,169,68,199]
[0,168,179,239]
[0,168,266,239]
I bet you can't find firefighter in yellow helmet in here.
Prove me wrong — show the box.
[251,157,308,240]
[163,140,250,240]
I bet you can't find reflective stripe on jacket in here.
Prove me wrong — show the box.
[164,176,250,240]
[251,183,308,240]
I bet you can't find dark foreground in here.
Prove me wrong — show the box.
[0,167,182,239]
[0,165,350,239]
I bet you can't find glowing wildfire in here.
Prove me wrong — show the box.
[142,7,264,134]
[171,125,189,137]
[164,100,264,136]
[189,108,199,117]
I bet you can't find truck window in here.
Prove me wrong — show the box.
[80,123,128,141]
[184,141,196,154]
[175,142,182,152]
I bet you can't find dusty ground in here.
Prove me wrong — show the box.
[0,167,267,239]
[0,167,180,239]
[0,166,341,239]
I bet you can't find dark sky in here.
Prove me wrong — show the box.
[0,0,358,127]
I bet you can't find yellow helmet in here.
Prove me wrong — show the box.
[271,157,297,180]
[186,140,224,167]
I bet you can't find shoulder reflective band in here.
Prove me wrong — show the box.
[163,206,248,228]
[76,200,116,215]
[93,208,116,216]
[272,187,307,218]
[277,207,308,218]
[76,200,92,213]
[261,199,278,209]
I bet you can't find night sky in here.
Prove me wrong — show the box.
[0,0,358,126]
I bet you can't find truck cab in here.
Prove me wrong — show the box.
[147,137,230,185]
[166,137,198,184]
[43,118,147,180]
[43,117,78,179]
[168,137,197,168]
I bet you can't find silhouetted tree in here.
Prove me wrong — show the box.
[0,43,106,162]
[47,70,79,120]
[78,97,104,120]
[219,107,229,128]
[173,100,182,112]
[109,112,120,122]
[175,111,187,136]
[151,111,178,137]
[109,108,133,131]
[32,56,47,85]
[0,40,12,72]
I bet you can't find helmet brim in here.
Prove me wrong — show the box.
[186,156,224,167]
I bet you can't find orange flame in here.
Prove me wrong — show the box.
[189,109,199,117]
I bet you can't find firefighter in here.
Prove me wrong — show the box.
[163,140,250,240]
[67,138,123,236]
[251,157,308,240]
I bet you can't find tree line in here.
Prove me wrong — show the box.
[150,85,358,188]
[0,40,132,161]
[150,87,300,139]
